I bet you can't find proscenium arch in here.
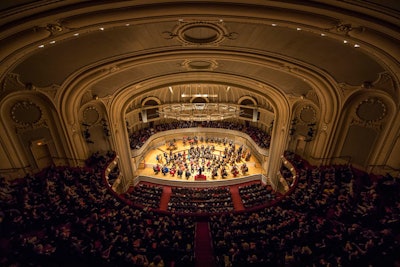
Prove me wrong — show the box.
[58,48,341,163]
[59,47,342,118]
[108,72,291,188]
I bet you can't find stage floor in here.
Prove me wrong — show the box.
[136,139,264,182]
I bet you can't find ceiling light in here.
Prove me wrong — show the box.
[343,40,348,43]
[99,27,104,31]
[320,33,326,36]
[354,44,360,48]
[181,94,218,98]
[49,40,56,44]
[125,23,130,26]
[38,44,44,48]
[296,27,301,31]
[271,23,277,26]
[158,103,241,121]
[74,33,79,36]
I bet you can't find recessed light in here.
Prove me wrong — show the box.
[271,23,277,26]
[343,40,348,43]
[354,44,360,48]
[99,27,104,31]
[296,27,301,31]
[320,33,326,36]
[38,44,44,48]
[74,33,79,36]
[125,23,130,26]
[49,40,56,44]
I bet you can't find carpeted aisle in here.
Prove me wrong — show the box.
[158,186,171,211]
[229,185,245,211]
[195,221,216,267]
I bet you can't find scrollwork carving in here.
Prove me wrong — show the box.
[163,20,237,46]
[46,23,63,34]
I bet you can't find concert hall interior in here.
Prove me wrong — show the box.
[0,1,399,267]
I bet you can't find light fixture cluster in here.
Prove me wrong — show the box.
[158,103,242,121]
[181,93,218,98]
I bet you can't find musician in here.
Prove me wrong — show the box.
[221,167,228,178]
[153,164,160,174]
[198,166,202,176]
[241,163,248,175]
[162,165,169,176]
[177,168,183,178]
[169,166,176,177]
[231,165,239,177]
[212,168,218,179]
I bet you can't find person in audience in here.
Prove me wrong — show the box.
[1,149,399,267]
[148,255,164,267]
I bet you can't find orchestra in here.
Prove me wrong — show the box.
[149,136,254,180]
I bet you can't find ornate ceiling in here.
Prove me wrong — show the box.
[0,1,399,177]
[1,1,398,109]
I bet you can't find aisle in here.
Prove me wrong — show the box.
[229,185,245,211]
[195,220,216,267]
[158,186,171,211]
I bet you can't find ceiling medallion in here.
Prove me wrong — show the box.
[11,101,42,126]
[83,106,100,126]
[46,23,63,34]
[356,98,386,122]
[163,20,238,46]
[181,59,218,71]
[299,105,317,123]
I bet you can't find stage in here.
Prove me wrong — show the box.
[136,139,264,183]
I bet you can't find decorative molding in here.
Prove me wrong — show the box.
[163,20,237,46]
[103,64,120,74]
[1,74,60,101]
[305,90,319,106]
[238,96,258,106]
[1,73,26,94]
[299,105,317,124]
[181,59,219,71]
[45,23,63,35]
[141,96,161,106]
[350,118,382,131]
[373,72,396,96]
[10,100,44,128]
[82,106,100,126]
[328,22,365,36]
[35,84,60,101]
[355,98,387,122]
